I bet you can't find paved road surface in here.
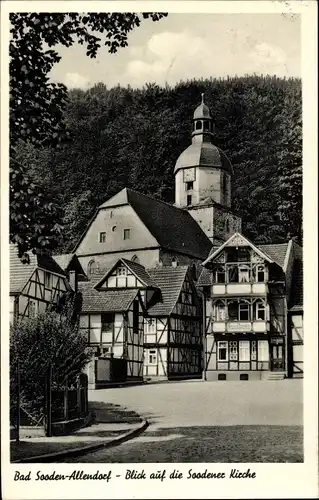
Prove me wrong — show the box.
[64,379,303,463]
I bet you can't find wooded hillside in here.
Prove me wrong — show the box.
[15,76,302,252]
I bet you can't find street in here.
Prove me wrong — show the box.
[64,379,303,463]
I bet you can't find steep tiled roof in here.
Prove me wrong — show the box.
[126,189,212,260]
[121,259,159,288]
[197,267,212,287]
[147,266,189,316]
[83,188,212,260]
[289,260,303,312]
[78,282,138,313]
[10,245,65,294]
[258,243,289,269]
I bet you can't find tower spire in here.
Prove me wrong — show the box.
[201,92,205,104]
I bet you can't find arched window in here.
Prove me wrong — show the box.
[172,257,179,268]
[203,120,210,131]
[131,255,140,264]
[88,260,99,275]
[195,120,202,130]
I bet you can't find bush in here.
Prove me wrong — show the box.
[10,309,93,423]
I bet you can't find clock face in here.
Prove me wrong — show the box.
[183,168,195,182]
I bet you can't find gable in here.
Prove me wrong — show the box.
[202,232,274,267]
[98,188,129,209]
[75,203,159,255]
[94,258,159,290]
[10,245,66,294]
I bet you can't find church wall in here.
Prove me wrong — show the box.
[78,248,161,276]
[76,204,158,257]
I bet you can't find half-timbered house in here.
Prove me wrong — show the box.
[198,233,303,381]
[144,266,202,381]
[78,258,154,387]
[10,244,70,324]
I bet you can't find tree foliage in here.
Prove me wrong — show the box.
[9,12,167,260]
[18,76,301,251]
[10,304,93,422]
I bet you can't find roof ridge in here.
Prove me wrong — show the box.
[126,188,187,214]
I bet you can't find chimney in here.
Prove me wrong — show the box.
[69,270,78,293]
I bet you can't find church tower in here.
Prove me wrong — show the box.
[174,95,241,243]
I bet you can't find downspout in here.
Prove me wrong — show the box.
[197,288,207,381]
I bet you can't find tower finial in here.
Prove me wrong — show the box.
[201,92,204,104]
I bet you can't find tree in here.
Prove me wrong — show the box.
[10,305,93,423]
[10,12,167,260]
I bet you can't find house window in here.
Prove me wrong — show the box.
[187,194,192,206]
[28,299,37,318]
[101,313,114,333]
[44,271,51,288]
[99,232,106,243]
[218,341,228,361]
[214,301,226,321]
[215,267,225,284]
[251,341,257,360]
[145,318,156,334]
[225,219,230,232]
[148,349,157,365]
[228,301,239,320]
[258,340,269,362]
[116,266,127,276]
[239,340,250,361]
[203,120,210,131]
[229,341,238,361]
[238,265,250,283]
[257,265,265,282]
[186,181,193,191]
[256,301,266,320]
[123,229,131,240]
[239,302,250,321]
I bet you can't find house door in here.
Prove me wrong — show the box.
[271,340,284,371]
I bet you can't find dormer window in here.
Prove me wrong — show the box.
[99,232,106,243]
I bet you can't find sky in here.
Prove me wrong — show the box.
[49,13,301,89]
